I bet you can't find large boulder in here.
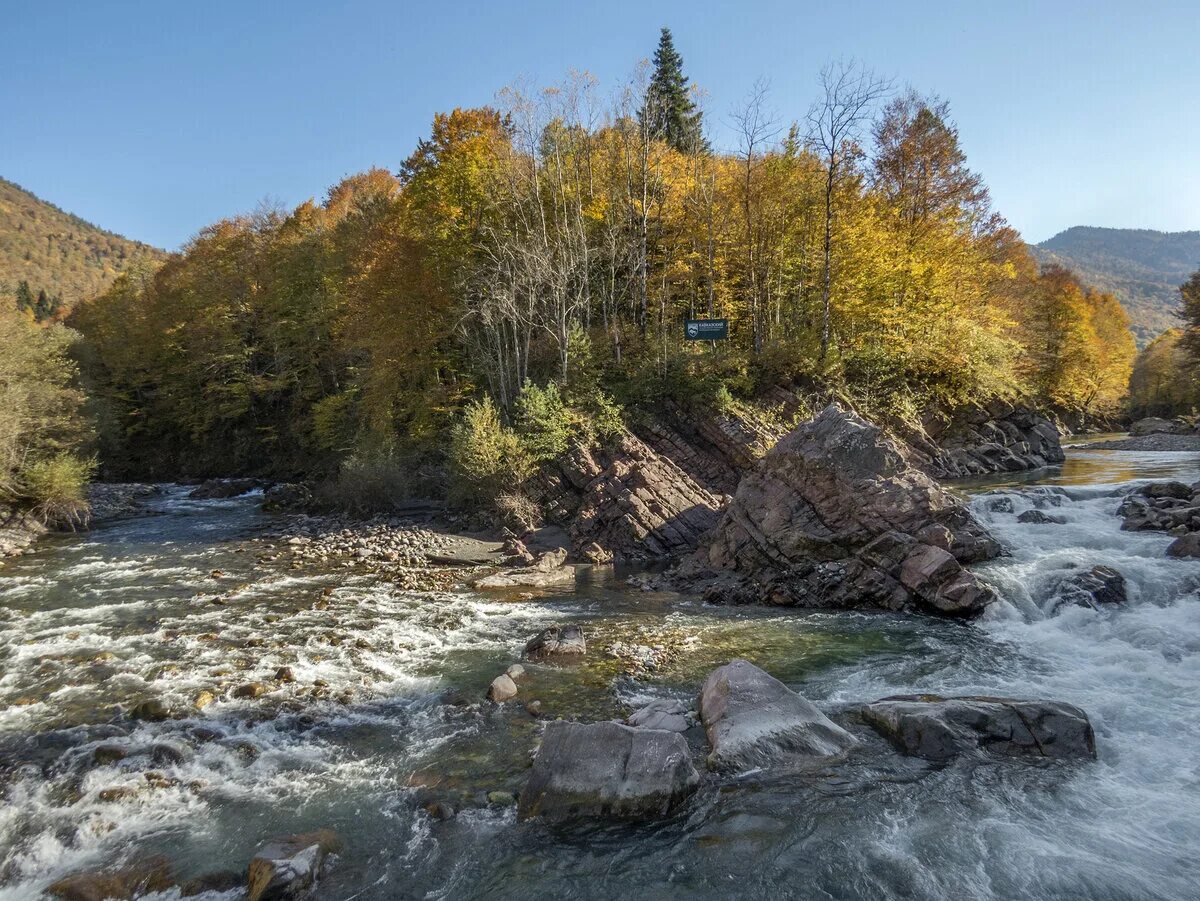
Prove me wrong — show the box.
[517,720,699,821]
[246,830,342,901]
[698,659,856,772]
[678,405,1001,616]
[861,695,1097,761]
[1130,417,1177,437]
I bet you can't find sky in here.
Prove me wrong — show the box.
[2,0,1198,251]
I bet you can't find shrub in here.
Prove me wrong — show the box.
[448,396,531,508]
[20,453,95,526]
[513,381,574,461]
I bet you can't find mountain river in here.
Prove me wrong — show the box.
[1,443,1198,899]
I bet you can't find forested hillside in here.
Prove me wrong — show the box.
[67,33,1138,516]
[1033,226,1200,345]
[0,177,167,320]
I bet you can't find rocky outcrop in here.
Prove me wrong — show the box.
[861,695,1097,761]
[698,659,856,772]
[672,405,1001,616]
[517,720,699,821]
[908,402,1065,479]
[1117,481,1200,545]
[86,483,164,523]
[0,506,46,559]
[246,830,342,901]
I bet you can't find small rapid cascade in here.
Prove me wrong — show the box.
[1,449,1199,900]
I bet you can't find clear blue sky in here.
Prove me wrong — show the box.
[3,0,1198,251]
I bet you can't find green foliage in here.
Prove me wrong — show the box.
[1128,329,1199,418]
[0,307,92,516]
[20,453,95,524]
[640,28,705,153]
[447,397,531,509]
[513,381,574,461]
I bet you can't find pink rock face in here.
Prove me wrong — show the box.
[684,404,1001,616]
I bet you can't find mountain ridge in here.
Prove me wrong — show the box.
[0,177,168,317]
[1032,225,1200,345]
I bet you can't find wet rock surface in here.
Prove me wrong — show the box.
[666,405,1001,615]
[1057,565,1128,608]
[523,625,587,662]
[861,695,1097,761]
[246,829,342,901]
[699,659,856,772]
[1116,481,1200,555]
[517,720,700,821]
[46,856,176,900]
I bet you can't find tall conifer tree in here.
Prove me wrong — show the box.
[640,28,705,152]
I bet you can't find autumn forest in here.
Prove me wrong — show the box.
[5,29,1194,517]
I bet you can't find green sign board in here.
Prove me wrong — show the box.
[684,318,729,341]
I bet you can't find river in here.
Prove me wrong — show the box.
[1,445,1198,900]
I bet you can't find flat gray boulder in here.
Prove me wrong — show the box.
[862,695,1096,761]
[627,699,690,733]
[517,720,699,821]
[246,829,342,901]
[698,659,856,772]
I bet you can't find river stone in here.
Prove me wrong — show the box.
[517,720,699,822]
[861,695,1097,761]
[130,698,170,721]
[627,699,690,733]
[1059,565,1127,608]
[47,856,176,901]
[246,829,342,901]
[523,625,586,662]
[1016,509,1065,525]
[698,659,856,772]
[1138,480,1192,500]
[487,673,518,703]
[233,682,269,699]
[1166,533,1200,558]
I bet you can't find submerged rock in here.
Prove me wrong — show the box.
[523,625,587,662]
[47,856,176,901]
[861,695,1097,761]
[1166,533,1200,558]
[517,720,699,821]
[1017,509,1066,525]
[246,829,342,901]
[698,659,856,772]
[130,698,170,721]
[672,405,1000,616]
[188,478,260,500]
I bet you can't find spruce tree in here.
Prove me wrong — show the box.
[640,28,705,153]
[14,280,34,315]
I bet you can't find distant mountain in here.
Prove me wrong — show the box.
[1032,226,1200,346]
[0,177,167,318]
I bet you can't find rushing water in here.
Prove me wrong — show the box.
[1,447,1199,900]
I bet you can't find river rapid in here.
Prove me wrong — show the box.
[1,446,1199,900]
